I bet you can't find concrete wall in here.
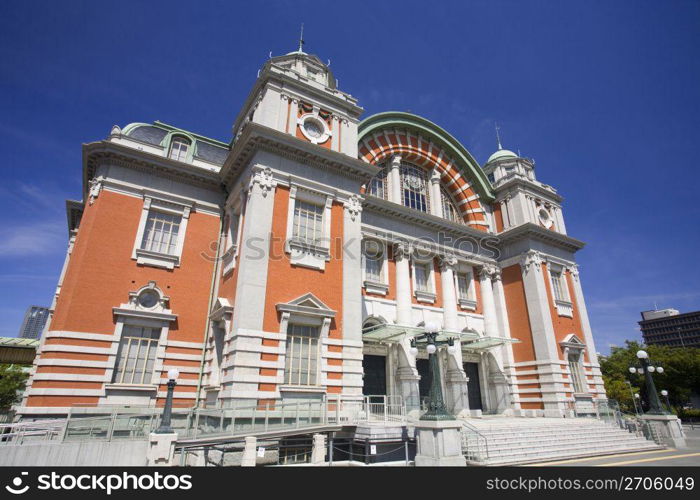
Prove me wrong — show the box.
[0,439,148,466]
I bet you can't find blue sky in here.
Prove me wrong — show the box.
[1,0,698,352]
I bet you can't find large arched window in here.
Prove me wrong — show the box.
[440,186,461,223]
[400,162,430,213]
[168,136,191,161]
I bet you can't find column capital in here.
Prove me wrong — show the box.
[519,250,542,274]
[568,263,580,282]
[343,194,363,221]
[389,154,402,169]
[429,168,441,184]
[393,242,412,261]
[438,254,458,271]
[249,167,276,197]
[478,264,498,280]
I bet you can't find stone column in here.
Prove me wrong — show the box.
[388,154,402,204]
[492,271,520,412]
[393,243,420,412]
[223,167,277,404]
[438,256,459,331]
[478,265,499,337]
[342,195,364,397]
[394,243,413,326]
[519,251,567,417]
[429,168,442,217]
[146,432,177,466]
[568,264,604,397]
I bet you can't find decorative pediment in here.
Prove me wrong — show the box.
[276,293,336,318]
[560,333,586,351]
[113,280,177,322]
[209,297,234,322]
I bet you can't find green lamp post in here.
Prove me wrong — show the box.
[410,321,458,421]
[628,350,666,416]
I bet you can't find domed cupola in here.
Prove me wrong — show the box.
[482,125,535,186]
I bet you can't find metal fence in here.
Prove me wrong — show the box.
[1,395,407,445]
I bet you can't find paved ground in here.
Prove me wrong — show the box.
[525,427,700,467]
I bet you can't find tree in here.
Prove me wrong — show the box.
[600,340,700,412]
[0,364,29,410]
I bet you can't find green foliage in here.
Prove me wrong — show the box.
[676,408,700,420]
[600,340,700,411]
[0,364,29,410]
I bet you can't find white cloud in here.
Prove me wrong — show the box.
[0,220,65,257]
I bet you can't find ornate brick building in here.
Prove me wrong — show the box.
[19,47,605,420]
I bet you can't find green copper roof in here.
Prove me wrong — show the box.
[486,148,518,164]
[358,112,495,202]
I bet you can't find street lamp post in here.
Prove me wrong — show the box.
[628,350,666,416]
[660,390,671,411]
[625,380,639,415]
[410,321,456,421]
[155,368,179,434]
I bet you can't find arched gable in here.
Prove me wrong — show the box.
[358,112,494,231]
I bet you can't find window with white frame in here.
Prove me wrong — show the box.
[368,163,388,199]
[568,351,586,393]
[363,240,385,282]
[140,211,182,256]
[550,268,569,302]
[414,261,431,292]
[113,325,161,385]
[400,162,430,213]
[456,272,472,300]
[284,324,320,386]
[293,200,324,245]
[168,137,190,161]
[441,186,461,223]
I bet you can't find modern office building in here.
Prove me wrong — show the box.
[18,306,49,340]
[640,308,700,348]
[17,45,605,420]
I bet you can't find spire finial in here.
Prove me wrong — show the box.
[495,122,503,150]
[298,23,305,53]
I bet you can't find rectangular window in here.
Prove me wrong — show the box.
[414,262,430,292]
[364,243,384,282]
[113,325,161,384]
[284,324,320,386]
[293,200,324,245]
[169,138,190,161]
[140,210,182,255]
[456,272,472,300]
[551,270,567,302]
[568,352,586,393]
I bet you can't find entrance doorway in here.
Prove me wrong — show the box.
[362,355,387,396]
[464,362,483,410]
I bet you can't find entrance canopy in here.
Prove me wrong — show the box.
[362,324,518,352]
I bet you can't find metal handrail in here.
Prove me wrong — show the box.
[460,421,489,462]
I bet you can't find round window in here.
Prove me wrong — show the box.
[538,208,553,229]
[138,290,159,308]
[303,119,323,139]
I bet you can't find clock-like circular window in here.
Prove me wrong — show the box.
[138,289,159,309]
[298,114,331,144]
[303,119,323,139]
[538,208,554,229]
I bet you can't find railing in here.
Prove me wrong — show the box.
[460,421,489,462]
[2,395,408,445]
[0,419,66,445]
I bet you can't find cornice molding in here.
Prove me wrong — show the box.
[363,195,496,241]
[499,223,585,252]
[220,122,378,189]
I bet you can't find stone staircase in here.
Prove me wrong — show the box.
[461,417,664,466]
